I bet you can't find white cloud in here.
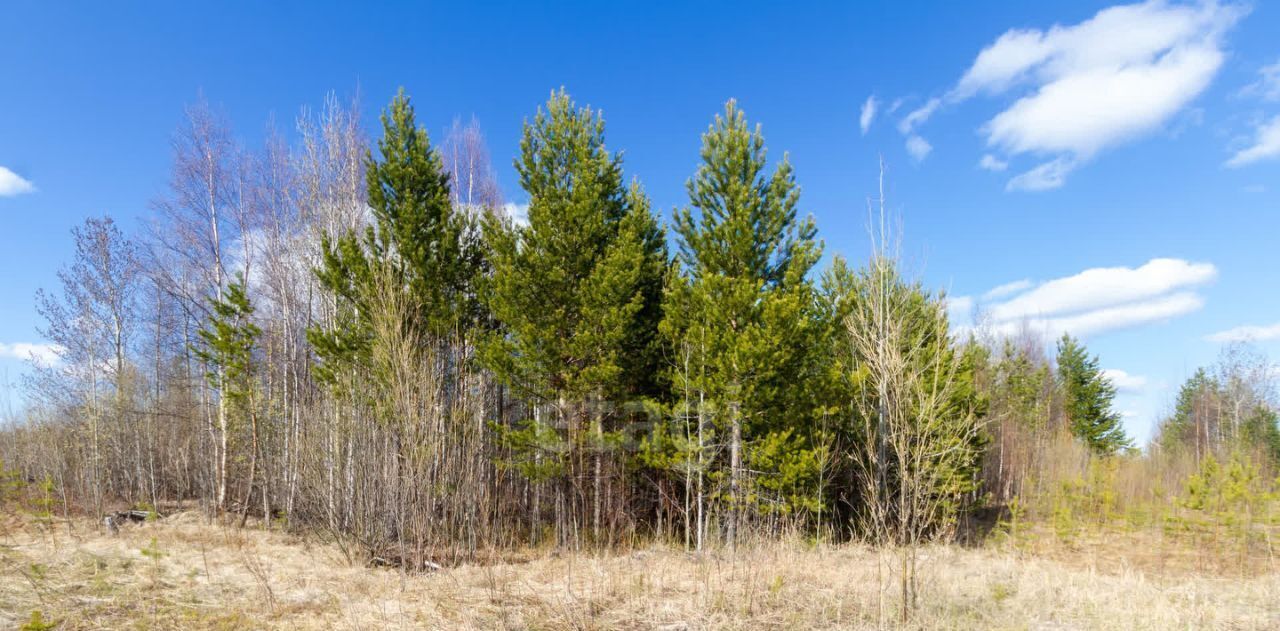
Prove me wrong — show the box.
[0,166,35,197]
[975,258,1215,339]
[1005,157,1077,192]
[953,29,1049,99]
[898,97,941,134]
[983,279,1032,300]
[1240,59,1280,102]
[1205,321,1280,343]
[988,258,1215,322]
[978,154,1009,172]
[0,342,62,366]
[981,40,1225,158]
[503,202,529,227]
[1242,184,1266,193]
[946,295,975,322]
[991,291,1204,339]
[1103,368,1149,392]
[923,1,1244,191]
[905,135,933,161]
[860,96,878,135]
[1225,114,1280,167]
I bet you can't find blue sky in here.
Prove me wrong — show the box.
[2,1,1279,442]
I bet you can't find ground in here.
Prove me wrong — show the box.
[1,513,1278,630]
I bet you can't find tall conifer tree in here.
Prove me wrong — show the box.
[1056,333,1131,455]
[482,89,665,544]
[310,89,482,385]
[661,100,825,545]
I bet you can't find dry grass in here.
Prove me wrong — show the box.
[1,513,1278,630]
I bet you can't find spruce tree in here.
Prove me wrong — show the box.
[482,89,665,543]
[1056,333,1132,455]
[660,100,825,544]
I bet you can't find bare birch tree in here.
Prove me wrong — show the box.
[149,97,244,513]
[838,177,985,623]
[442,116,503,212]
[33,216,141,518]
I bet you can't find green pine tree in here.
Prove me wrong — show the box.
[195,277,260,405]
[310,88,483,387]
[481,89,666,543]
[1156,367,1218,455]
[194,275,262,518]
[996,339,1052,432]
[1056,333,1132,455]
[660,99,826,543]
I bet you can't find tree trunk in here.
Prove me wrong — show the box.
[728,399,741,549]
[217,371,228,514]
[593,401,603,545]
[240,405,260,529]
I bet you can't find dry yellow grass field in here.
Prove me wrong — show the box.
[2,513,1278,630]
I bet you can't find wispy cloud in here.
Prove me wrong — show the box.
[1239,59,1280,102]
[1102,368,1149,392]
[0,342,62,365]
[0,166,35,197]
[982,278,1031,300]
[905,135,932,161]
[964,258,1216,339]
[1225,114,1280,167]
[978,154,1009,172]
[894,98,940,161]
[859,96,878,135]
[909,1,1244,191]
[1006,157,1075,192]
[898,97,940,135]
[1205,321,1280,343]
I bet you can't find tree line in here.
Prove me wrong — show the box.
[4,87,1273,573]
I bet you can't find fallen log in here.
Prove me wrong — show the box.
[103,509,156,535]
[370,555,443,572]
